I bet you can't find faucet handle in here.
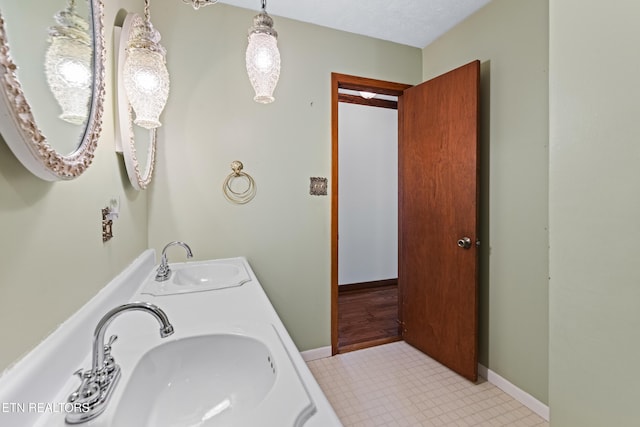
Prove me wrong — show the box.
[104,334,118,352]
[73,368,85,380]
[68,368,94,403]
[72,368,92,382]
[155,255,172,281]
[69,369,86,401]
[103,335,118,374]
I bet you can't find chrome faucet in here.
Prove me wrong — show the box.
[155,241,193,282]
[65,302,174,424]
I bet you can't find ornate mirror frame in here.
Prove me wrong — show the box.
[0,0,105,181]
[114,12,156,190]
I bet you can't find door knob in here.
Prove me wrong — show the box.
[457,237,472,249]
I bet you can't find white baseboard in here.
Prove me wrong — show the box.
[300,346,332,362]
[478,364,549,421]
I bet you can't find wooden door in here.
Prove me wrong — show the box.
[399,60,480,381]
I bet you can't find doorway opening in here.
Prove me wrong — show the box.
[331,62,480,382]
[331,73,411,355]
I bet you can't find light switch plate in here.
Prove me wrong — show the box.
[310,177,328,196]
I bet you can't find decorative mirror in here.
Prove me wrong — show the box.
[114,12,159,190]
[0,0,105,181]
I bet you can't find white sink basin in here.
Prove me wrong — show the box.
[141,258,251,296]
[113,334,277,426]
[172,263,246,288]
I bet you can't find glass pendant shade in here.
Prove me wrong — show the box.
[45,0,92,125]
[359,91,376,99]
[123,15,169,129]
[246,11,280,104]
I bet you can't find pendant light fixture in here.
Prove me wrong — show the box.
[245,0,281,104]
[44,0,92,125]
[123,0,170,129]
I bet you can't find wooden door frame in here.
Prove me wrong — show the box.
[331,73,412,355]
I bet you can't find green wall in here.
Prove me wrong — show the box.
[7,1,640,424]
[549,0,640,425]
[0,1,421,373]
[147,3,422,352]
[0,0,148,372]
[422,0,550,404]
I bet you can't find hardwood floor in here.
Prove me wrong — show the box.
[338,283,401,353]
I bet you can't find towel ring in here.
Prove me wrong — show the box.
[223,161,256,204]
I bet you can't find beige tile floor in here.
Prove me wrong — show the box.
[307,341,549,427]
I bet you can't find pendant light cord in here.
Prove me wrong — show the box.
[144,0,151,23]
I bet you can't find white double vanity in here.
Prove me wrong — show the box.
[0,250,342,426]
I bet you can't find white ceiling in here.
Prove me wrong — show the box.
[217,0,491,48]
